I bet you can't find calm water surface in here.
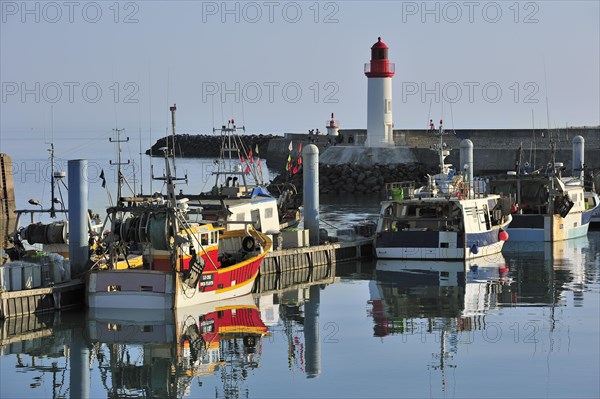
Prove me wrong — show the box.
[1,155,599,398]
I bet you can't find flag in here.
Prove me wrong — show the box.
[297,156,302,166]
[298,143,303,153]
[244,165,250,173]
[257,158,261,166]
[240,155,245,163]
[99,169,106,188]
[292,166,298,174]
[287,154,291,162]
[288,141,293,151]
[255,144,259,155]
[248,150,253,164]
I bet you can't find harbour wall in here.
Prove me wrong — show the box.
[269,127,600,174]
[146,127,600,175]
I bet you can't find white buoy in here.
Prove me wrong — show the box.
[460,139,474,183]
[572,135,585,180]
[303,144,319,245]
[365,37,395,147]
[68,159,88,276]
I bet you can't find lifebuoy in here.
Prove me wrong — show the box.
[242,236,256,252]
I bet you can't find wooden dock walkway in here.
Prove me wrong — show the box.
[0,279,85,319]
[261,238,374,274]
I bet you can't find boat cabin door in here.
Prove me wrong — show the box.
[251,209,262,231]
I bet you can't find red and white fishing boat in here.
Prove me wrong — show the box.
[87,148,272,310]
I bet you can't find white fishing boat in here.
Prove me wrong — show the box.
[374,121,512,260]
[488,139,599,242]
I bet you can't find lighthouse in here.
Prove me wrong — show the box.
[326,113,340,136]
[365,37,395,147]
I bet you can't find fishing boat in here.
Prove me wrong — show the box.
[87,148,272,310]
[374,121,512,260]
[488,139,599,242]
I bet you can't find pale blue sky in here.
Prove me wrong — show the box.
[1,0,599,156]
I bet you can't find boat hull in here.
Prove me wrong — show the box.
[375,218,510,260]
[507,211,594,242]
[87,265,260,310]
[375,240,506,260]
[87,229,270,310]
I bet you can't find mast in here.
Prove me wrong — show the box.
[212,119,253,191]
[109,128,129,202]
[152,105,188,205]
[49,107,57,218]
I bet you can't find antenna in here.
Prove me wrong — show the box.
[138,100,143,196]
[149,64,153,195]
[50,106,56,218]
[170,103,177,174]
[530,109,536,170]
[543,57,551,141]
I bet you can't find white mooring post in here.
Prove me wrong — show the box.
[460,139,474,184]
[303,144,320,246]
[572,135,585,180]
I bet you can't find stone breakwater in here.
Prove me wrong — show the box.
[268,162,430,195]
[146,134,277,158]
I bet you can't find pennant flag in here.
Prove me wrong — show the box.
[297,156,302,166]
[257,158,261,166]
[244,165,251,173]
[287,154,291,162]
[255,144,259,155]
[286,162,290,171]
[292,166,298,174]
[298,143,303,153]
[248,150,253,164]
[99,169,106,188]
[240,155,245,163]
[288,141,293,152]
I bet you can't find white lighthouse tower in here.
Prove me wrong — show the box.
[365,37,395,147]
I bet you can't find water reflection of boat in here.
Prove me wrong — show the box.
[88,295,267,399]
[503,235,591,306]
[369,255,511,336]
